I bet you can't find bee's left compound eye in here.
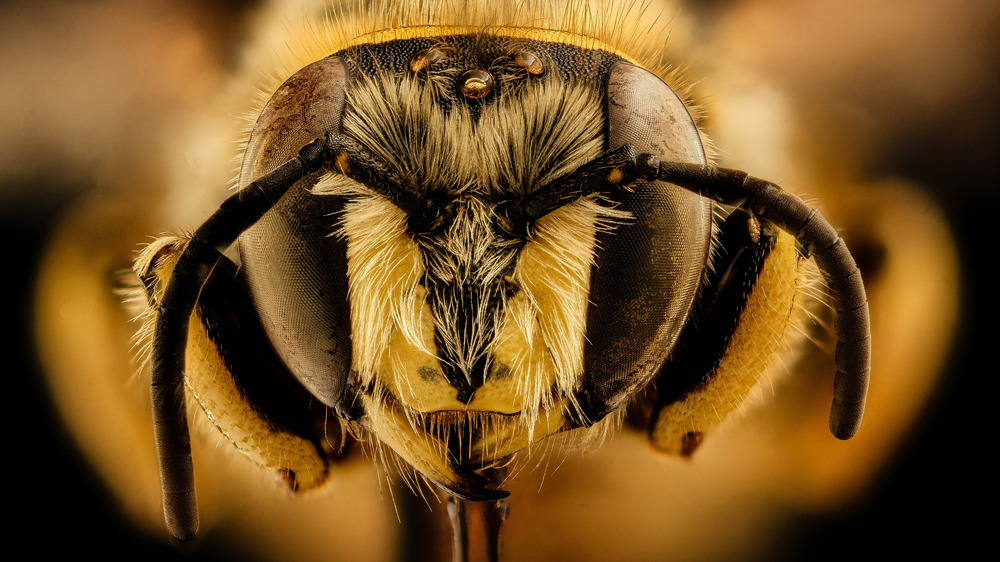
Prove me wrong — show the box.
[145,56,350,539]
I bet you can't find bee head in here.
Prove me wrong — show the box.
[237,31,711,497]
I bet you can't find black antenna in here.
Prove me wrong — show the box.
[150,138,327,539]
[638,156,870,439]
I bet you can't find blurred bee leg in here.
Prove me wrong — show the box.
[141,239,337,478]
[649,210,792,456]
[136,236,336,483]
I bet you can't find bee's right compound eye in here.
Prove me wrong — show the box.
[238,56,354,412]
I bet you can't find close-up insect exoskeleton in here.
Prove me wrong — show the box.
[132,0,872,553]
[20,0,987,560]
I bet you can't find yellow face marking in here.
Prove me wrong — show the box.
[331,189,616,418]
[483,198,616,414]
[322,69,617,419]
[315,53,635,483]
[334,193,450,410]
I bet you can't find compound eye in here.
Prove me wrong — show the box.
[237,56,352,411]
[579,61,713,414]
[491,200,529,239]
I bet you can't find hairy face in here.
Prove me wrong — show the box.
[314,71,628,430]
[302,52,648,489]
[237,31,712,497]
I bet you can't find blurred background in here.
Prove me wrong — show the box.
[4,0,995,559]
